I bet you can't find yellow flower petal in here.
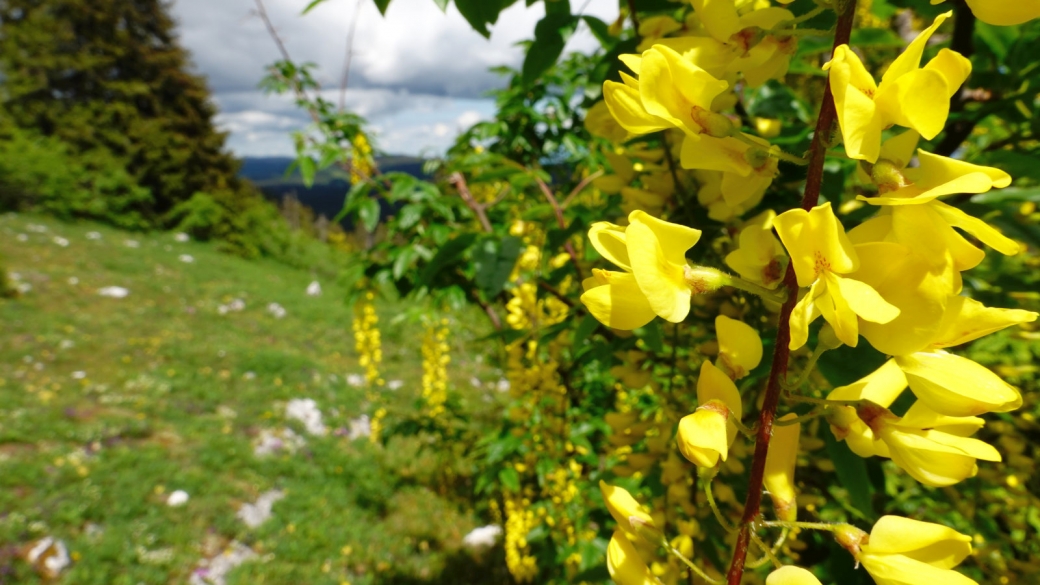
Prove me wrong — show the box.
[880,12,952,85]
[896,350,1023,416]
[826,45,882,162]
[764,414,800,521]
[690,0,743,42]
[774,202,859,287]
[930,200,1023,256]
[880,425,1000,487]
[677,402,730,468]
[639,45,730,136]
[923,49,972,99]
[580,270,658,330]
[875,68,951,140]
[628,211,702,266]
[965,0,1040,25]
[607,531,661,585]
[831,273,900,325]
[860,553,978,585]
[603,79,671,136]
[589,222,632,271]
[930,295,1038,349]
[864,515,972,567]
[600,481,655,534]
[828,359,908,406]
[788,279,824,350]
[697,361,743,420]
[766,566,822,585]
[716,315,764,379]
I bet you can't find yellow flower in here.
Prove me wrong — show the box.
[586,100,631,143]
[894,350,1022,416]
[773,202,899,349]
[827,359,907,457]
[764,414,799,521]
[929,295,1038,349]
[680,134,779,205]
[852,516,978,585]
[858,401,1000,487]
[825,12,971,162]
[715,315,763,380]
[936,0,1040,25]
[677,361,743,468]
[607,531,662,585]
[582,211,703,328]
[603,45,730,138]
[766,566,822,585]
[600,481,655,535]
[725,210,787,289]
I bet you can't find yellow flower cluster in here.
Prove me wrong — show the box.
[352,293,386,442]
[420,319,450,419]
[504,494,539,582]
[349,133,374,184]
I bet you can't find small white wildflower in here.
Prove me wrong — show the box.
[71,371,86,379]
[229,299,245,311]
[86,231,102,240]
[243,371,256,380]
[285,398,326,435]
[67,277,79,285]
[387,379,404,391]
[16,233,28,242]
[52,236,69,247]
[306,281,321,296]
[253,428,305,457]
[166,490,190,507]
[59,340,75,350]
[98,286,129,298]
[26,223,47,233]
[346,374,365,387]
[218,305,229,315]
[174,232,190,243]
[16,282,32,294]
[179,254,194,264]
[470,376,482,388]
[266,303,286,319]
[237,490,285,528]
[496,379,511,392]
[123,240,139,248]
[346,415,371,440]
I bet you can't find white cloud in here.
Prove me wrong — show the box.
[169,0,618,156]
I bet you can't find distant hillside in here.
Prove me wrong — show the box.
[239,156,427,222]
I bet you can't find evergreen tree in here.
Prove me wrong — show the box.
[0,0,245,221]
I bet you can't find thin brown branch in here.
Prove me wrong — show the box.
[449,172,494,233]
[626,0,640,33]
[537,280,576,308]
[725,2,858,583]
[561,169,604,208]
[934,0,977,157]
[534,176,585,280]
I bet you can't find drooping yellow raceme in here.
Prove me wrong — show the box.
[715,314,763,379]
[837,516,979,585]
[677,361,743,468]
[773,202,900,349]
[932,0,1040,25]
[725,210,788,289]
[581,211,703,329]
[766,566,822,585]
[825,12,971,162]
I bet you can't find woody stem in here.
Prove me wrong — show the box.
[723,1,859,583]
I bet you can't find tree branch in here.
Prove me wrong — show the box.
[724,2,858,583]
[450,172,493,233]
[934,0,977,157]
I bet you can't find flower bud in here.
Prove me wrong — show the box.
[677,400,731,468]
[600,481,655,535]
[690,105,735,138]
[833,523,869,559]
[766,566,823,585]
[764,414,800,522]
[868,159,908,194]
[607,530,660,585]
[683,265,730,294]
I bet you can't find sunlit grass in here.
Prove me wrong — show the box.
[0,213,506,584]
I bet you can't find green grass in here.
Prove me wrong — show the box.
[0,213,506,585]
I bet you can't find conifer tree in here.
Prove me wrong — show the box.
[0,0,246,221]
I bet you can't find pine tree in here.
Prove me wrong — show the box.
[0,0,246,221]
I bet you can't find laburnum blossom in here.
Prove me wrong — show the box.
[600,481,655,535]
[766,566,822,585]
[825,12,971,162]
[836,516,978,585]
[773,202,899,349]
[607,530,661,585]
[677,361,742,468]
[856,400,1000,487]
[932,0,1040,25]
[764,413,800,520]
[696,170,766,221]
[581,211,703,329]
[603,44,730,138]
[858,131,1021,272]
[725,210,788,289]
[684,1,798,87]
[715,314,763,379]
[680,133,779,202]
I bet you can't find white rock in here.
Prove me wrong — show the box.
[123,239,139,248]
[179,254,195,263]
[16,282,32,294]
[236,490,285,528]
[86,231,102,240]
[166,490,190,507]
[26,537,70,579]
[174,232,190,243]
[496,379,511,392]
[462,525,503,549]
[345,374,365,387]
[188,541,259,585]
[16,233,28,242]
[97,286,129,298]
[266,302,286,319]
[346,415,371,440]
[229,299,245,311]
[253,428,305,457]
[285,398,326,435]
[306,281,321,296]
[26,223,47,233]
[52,236,69,247]
[67,277,79,285]
[387,379,404,391]
[71,371,86,379]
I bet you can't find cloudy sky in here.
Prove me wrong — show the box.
[168,0,620,158]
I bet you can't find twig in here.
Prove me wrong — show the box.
[450,172,493,233]
[625,0,640,33]
[934,0,977,157]
[534,176,585,280]
[561,170,604,208]
[659,131,691,203]
[338,0,364,111]
[724,2,858,584]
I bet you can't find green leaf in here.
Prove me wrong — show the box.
[302,0,329,14]
[455,0,514,37]
[418,233,479,285]
[522,14,577,85]
[298,156,317,188]
[474,235,522,297]
[431,0,449,11]
[392,246,418,280]
[374,0,392,14]
[581,16,613,48]
[358,197,381,232]
[395,203,424,229]
[823,430,874,520]
[498,467,521,491]
[574,314,600,346]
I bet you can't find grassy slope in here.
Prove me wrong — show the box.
[0,213,505,585]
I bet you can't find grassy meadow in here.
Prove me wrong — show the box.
[0,212,508,585]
